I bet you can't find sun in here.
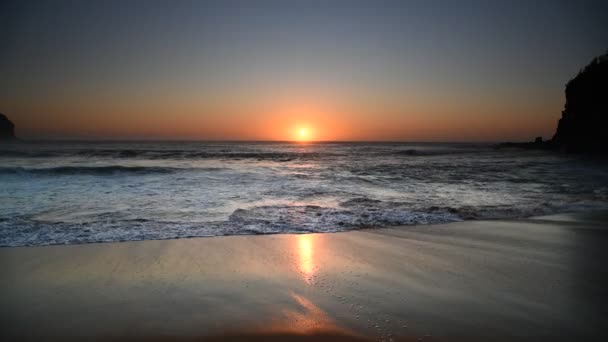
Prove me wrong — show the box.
[295,127,311,141]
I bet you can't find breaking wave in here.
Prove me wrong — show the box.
[0,149,336,161]
[2,199,605,247]
[0,166,218,175]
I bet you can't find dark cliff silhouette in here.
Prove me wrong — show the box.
[552,52,608,153]
[499,51,608,153]
[0,113,16,141]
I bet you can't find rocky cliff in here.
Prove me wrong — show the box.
[552,52,608,153]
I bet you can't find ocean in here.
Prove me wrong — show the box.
[1,141,607,247]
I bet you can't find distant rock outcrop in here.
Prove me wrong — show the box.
[0,113,16,141]
[497,136,554,150]
[552,52,608,153]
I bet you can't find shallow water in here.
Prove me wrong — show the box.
[1,141,607,246]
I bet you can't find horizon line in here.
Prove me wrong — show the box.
[6,138,514,144]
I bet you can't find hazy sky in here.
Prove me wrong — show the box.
[1,0,607,141]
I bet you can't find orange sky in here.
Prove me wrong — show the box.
[2,1,605,142]
[5,88,561,142]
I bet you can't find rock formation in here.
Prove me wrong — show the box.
[552,52,608,153]
[0,113,16,141]
[498,52,608,153]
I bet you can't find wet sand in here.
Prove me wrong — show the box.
[1,212,608,341]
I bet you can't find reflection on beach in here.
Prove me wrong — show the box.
[254,291,353,337]
[297,234,316,283]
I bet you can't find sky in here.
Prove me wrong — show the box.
[1,0,607,141]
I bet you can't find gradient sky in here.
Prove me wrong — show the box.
[1,0,607,141]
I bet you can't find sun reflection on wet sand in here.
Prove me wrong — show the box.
[253,291,354,337]
[297,234,315,283]
[285,292,334,331]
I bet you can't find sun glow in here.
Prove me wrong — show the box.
[295,127,312,141]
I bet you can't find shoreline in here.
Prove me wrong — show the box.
[2,211,608,341]
[3,209,607,249]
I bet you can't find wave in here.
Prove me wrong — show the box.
[0,203,462,247]
[0,149,336,160]
[2,199,607,247]
[0,165,203,175]
[0,148,485,159]
[391,148,484,156]
[0,143,492,160]
[0,150,61,158]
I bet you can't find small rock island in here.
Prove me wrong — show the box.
[0,113,16,141]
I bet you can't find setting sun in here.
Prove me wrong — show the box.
[295,127,312,141]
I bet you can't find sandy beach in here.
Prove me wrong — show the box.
[2,212,608,341]
[4,1,608,341]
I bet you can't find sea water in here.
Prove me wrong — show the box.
[1,141,607,246]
